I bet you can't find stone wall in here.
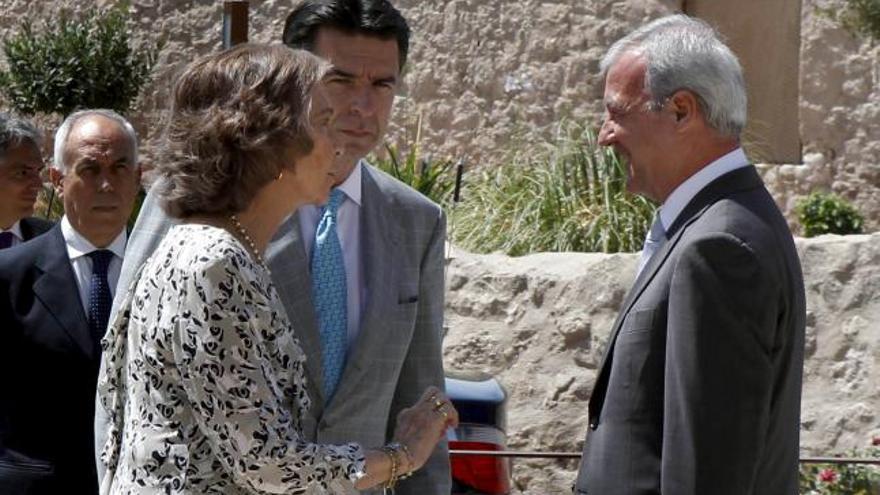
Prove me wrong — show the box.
[1,0,875,231]
[444,233,880,493]
[762,0,880,233]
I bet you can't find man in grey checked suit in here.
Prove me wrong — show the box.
[94,1,449,493]
[574,15,806,494]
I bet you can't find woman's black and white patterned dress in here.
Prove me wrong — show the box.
[97,224,365,494]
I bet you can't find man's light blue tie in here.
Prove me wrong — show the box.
[636,214,666,277]
[311,188,347,400]
[88,250,115,345]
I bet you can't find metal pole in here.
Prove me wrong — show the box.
[450,450,580,459]
[799,456,880,466]
[222,1,249,49]
[448,450,880,465]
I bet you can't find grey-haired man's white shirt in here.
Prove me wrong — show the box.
[60,215,126,314]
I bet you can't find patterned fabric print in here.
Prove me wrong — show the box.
[97,224,365,494]
[310,189,348,400]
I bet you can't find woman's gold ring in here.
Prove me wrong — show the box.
[433,399,445,410]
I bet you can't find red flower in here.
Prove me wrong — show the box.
[818,468,838,483]
[872,436,880,446]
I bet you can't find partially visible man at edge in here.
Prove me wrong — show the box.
[574,14,806,495]
[94,1,450,493]
[0,113,52,248]
[1,109,141,494]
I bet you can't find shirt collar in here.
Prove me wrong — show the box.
[61,215,127,261]
[1,220,24,242]
[658,147,749,231]
[333,160,363,207]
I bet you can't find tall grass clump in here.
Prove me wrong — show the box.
[370,116,458,206]
[450,121,656,255]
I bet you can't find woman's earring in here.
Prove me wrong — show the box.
[276,170,284,181]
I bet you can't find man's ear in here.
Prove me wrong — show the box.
[669,90,700,127]
[48,167,64,197]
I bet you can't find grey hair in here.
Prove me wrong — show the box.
[600,14,747,138]
[0,112,43,158]
[53,109,138,172]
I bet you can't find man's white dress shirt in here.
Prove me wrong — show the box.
[61,215,127,315]
[637,147,750,276]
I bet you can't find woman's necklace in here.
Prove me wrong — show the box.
[229,214,265,265]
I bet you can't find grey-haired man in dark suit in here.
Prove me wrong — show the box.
[1,109,140,495]
[575,14,806,495]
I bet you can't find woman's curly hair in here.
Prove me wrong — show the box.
[155,43,328,218]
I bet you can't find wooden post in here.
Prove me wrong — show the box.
[223,1,249,49]
[684,0,802,163]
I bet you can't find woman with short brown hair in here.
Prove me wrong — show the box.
[97,44,456,495]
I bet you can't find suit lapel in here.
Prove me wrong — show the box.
[19,217,36,240]
[331,166,400,403]
[266,214,326,402]
[589,166,764,417]
[591,219,689,387]
[32,228,94,358]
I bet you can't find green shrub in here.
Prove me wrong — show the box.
[449,121,656,255]
[799,438,880,495]
[818,0,880,42]
[0,3,158,115]
[796,191,864,237]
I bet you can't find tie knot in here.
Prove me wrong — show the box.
[88,249,115,274]
[323,189,345,216]
[648,215,666,242]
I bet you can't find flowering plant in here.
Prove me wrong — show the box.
[799,437,880,495]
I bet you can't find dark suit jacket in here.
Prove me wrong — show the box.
[0,225,99,494]
[576,166,806,495]
[18,217,53,242]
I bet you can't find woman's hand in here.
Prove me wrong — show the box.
[356,386,458,490]
[392,386,459,472]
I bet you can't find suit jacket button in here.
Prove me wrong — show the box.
[589,421,597,430]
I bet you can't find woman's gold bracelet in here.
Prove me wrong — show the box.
[381,444,401,490]
[395,442,415,480]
